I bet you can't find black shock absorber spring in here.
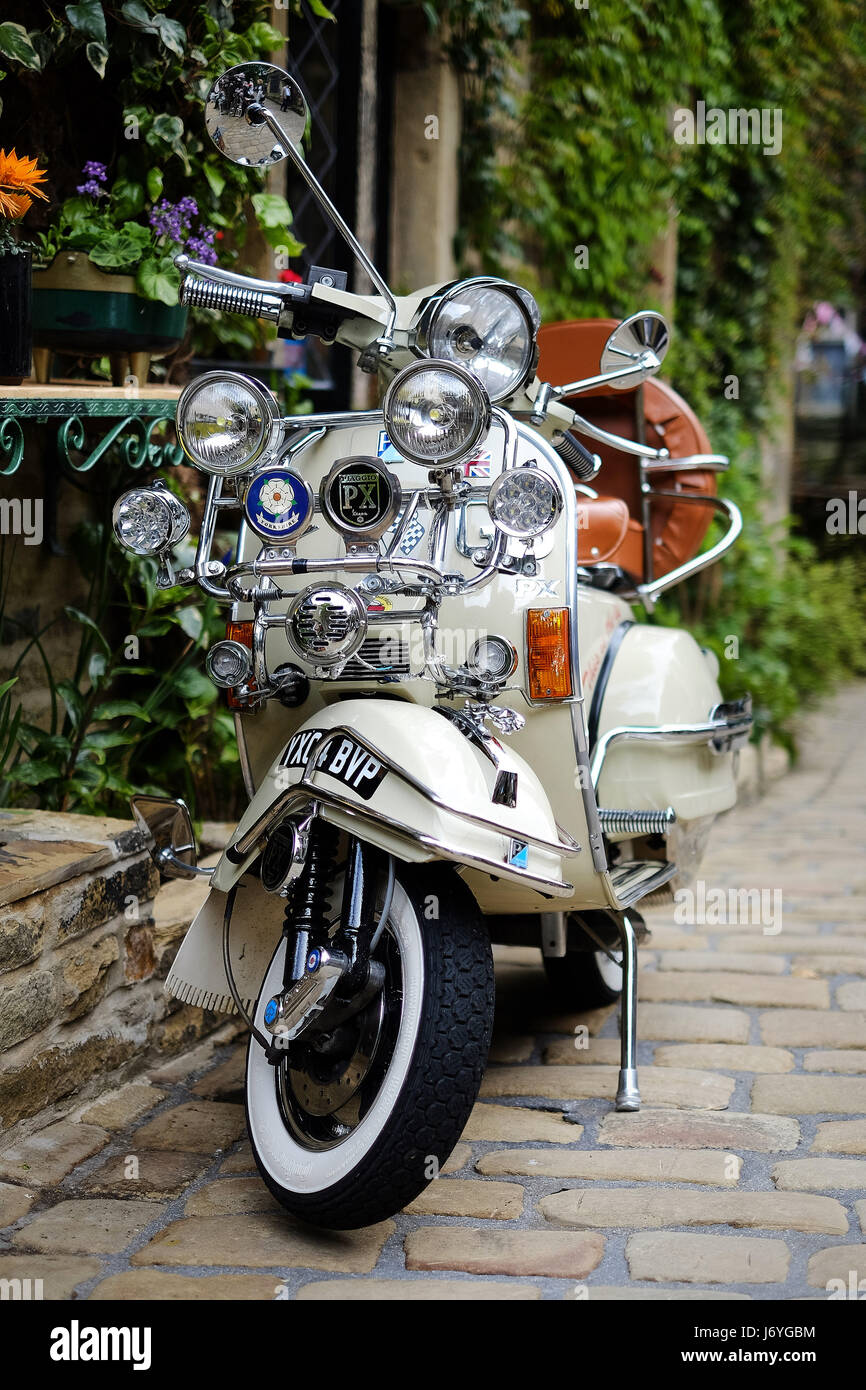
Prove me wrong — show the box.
[282,819,339,985]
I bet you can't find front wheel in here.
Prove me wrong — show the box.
[245,864,494,1229]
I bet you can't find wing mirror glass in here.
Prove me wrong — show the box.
[599,310,671,387]
[130,794,206,880]
[205,62,308,167]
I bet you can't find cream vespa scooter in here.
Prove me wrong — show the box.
[117,63,752,1228]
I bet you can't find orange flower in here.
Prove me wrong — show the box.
[0,190,33,219]
[0,148,48,221]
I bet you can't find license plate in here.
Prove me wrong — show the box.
[281,730,388,800]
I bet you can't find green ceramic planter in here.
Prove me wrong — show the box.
[32,252,187,355]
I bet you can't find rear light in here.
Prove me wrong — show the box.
[226,620,255,710]
[526,607,573,700]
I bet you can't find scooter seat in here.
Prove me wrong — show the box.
[538,318,718,582]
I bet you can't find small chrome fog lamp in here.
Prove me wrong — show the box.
[112,481,190,556]
[467,635,519,682]
[383,359,491,467]
[261,818,309,896]
[488,464,563,539]
[206,639,253,688]
[176,371,283,476]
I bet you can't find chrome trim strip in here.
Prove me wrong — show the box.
[228,784,574,896]
[233,712,257,799]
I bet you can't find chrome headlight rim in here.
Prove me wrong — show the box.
[176,370,284,477]
[285,582,369,668]
[112,481,191,557]
[466,634,519,682]
[205,639,254,689]
[382,358,492,468]
[416,276,540,403]
[488,464,564,539]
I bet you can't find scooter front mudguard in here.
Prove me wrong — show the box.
[164,700,575,1013]
[211,699,574,899]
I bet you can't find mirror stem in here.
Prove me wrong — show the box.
[552,350,660,399]
[254,104,398,352]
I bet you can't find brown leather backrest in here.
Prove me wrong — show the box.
[536,319,717,580]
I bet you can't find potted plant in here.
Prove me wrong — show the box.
[0,148,49,384]
[32,163,219,386]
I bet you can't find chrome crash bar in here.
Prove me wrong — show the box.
[590,696,754,788]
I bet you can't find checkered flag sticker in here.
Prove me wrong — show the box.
[387,510,427,555]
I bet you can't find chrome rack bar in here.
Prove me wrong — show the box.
[637,494,743,610]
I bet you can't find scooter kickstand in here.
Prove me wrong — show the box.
[615,910,640,1111]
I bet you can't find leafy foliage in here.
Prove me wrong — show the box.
[0,2,303,348]
[0,504,241,822]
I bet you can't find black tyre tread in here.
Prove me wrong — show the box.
[247,864,494,1229]
[543,949,622,1010]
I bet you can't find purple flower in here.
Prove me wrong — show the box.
[177,196,198,230]
[82,161,107,182]
[185,226,217,265]
[76,179,105,198]
[149,198,183,242]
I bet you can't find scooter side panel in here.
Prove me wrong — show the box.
[595,624,738,822]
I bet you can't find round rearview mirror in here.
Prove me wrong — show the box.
[600,310,670,388]
[205,62,307,168]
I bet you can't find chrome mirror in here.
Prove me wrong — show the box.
[599,311,670,388]
[205,62,307,167]
[130,794,209,880]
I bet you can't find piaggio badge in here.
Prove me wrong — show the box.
[320,456,402,541]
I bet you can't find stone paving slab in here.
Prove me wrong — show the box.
[0,682,864,1301]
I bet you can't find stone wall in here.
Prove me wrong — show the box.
[0,809,222,1142]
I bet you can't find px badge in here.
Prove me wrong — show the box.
[320,456,402,541]
[244,469,314,543]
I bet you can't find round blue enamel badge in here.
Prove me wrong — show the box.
[244,469,313,543]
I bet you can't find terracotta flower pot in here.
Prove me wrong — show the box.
[0,250,33,385]
[31,252,187,385]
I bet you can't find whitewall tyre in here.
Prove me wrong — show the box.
[245,865,494,1229]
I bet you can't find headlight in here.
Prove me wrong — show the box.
[286,583,368,667]
[421,279,539,402]
[467,635,519,682]
[383,360,491,467]
[206,639,253,688]
[176,371,283,476]
[488,465,563,539]
[112,483,190,556]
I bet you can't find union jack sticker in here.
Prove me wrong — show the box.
[463,449,492,480]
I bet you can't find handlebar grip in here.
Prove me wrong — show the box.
[178,274,284,323]
[555,430,602,480]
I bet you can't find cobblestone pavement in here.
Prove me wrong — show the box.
[1,686,864,1301]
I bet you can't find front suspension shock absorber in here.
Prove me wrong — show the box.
[283,819,339,987]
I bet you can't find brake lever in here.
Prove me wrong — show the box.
[564,412,669,462]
